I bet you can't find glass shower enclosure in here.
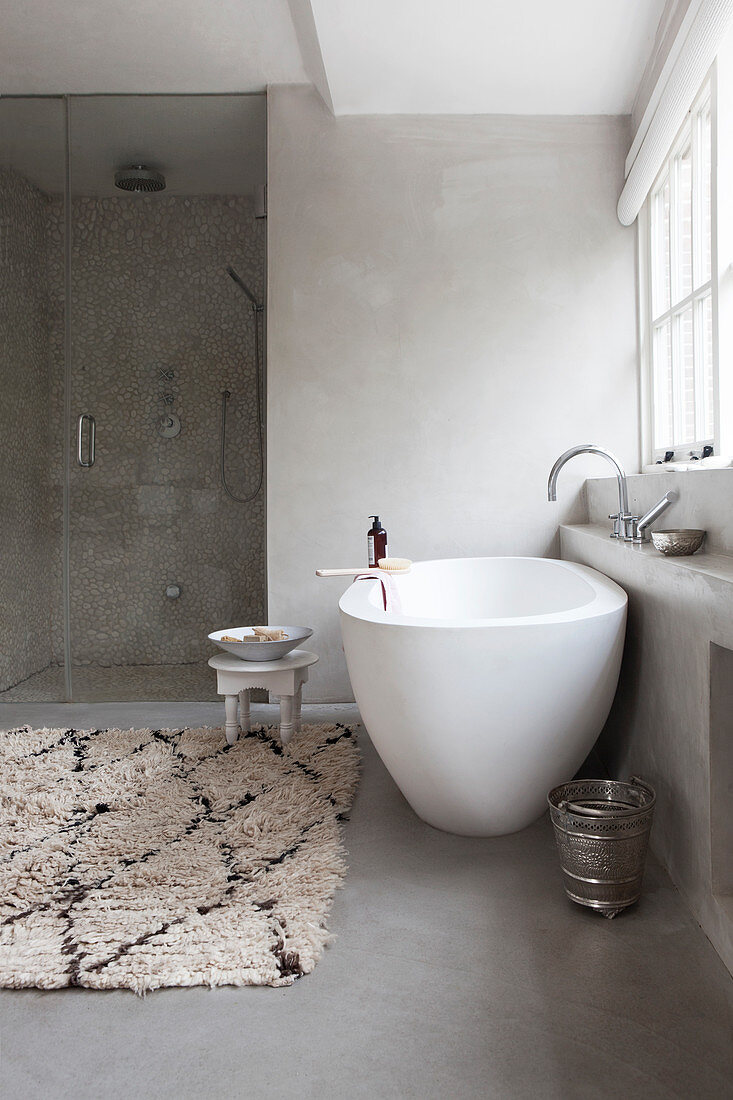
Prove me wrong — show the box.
[0,94,266,703]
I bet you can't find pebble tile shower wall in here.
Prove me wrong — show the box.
[0,94,267,703]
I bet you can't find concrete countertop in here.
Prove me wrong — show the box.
[561,523,733,587]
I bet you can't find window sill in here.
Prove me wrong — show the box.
[642,457,733,473]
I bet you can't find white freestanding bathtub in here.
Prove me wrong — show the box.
[339,557,627,836]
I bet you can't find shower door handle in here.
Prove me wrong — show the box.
[77,413,96,467]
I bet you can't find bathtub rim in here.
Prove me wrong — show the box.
[338,556,627,629]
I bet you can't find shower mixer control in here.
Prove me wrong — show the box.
[158,412,181,438]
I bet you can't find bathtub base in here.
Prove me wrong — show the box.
[414,809,543,839]
[405,773,587,838]
[411,796,554,838]
[360,711,607,838]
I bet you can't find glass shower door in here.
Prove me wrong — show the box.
[0,97,68,703]
[66,94,267,701]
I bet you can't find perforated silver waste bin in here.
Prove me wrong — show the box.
[547,777,656,919]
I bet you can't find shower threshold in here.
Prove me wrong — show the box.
[0,662,220,703]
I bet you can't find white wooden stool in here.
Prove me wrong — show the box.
[208,649,319,746]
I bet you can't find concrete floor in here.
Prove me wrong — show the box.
[0,701,731,1100]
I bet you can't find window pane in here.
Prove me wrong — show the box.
[677,141,693,301]
[652,178,671,317]
[700,103,712,286]
[678,306,695,444]
[648,84,714,457]
[702,293,714,440]
[653,319,673,448]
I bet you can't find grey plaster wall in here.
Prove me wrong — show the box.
[53,194,266,667]
[561,522,733,976]
[0,169,55,690]
[586,468,733,553]
[267,85,639,701]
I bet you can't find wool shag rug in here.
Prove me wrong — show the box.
[0,723,359,993]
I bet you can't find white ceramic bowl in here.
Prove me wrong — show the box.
[208,626,313,662]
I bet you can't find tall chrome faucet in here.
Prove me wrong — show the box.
[547,444,631,539]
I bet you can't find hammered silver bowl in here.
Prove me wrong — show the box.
[650,528,705,556]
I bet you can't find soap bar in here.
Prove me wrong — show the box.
[252,626,289,641]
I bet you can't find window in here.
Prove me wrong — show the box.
[645,82,714,462]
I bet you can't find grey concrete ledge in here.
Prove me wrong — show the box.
[562,522,733,588]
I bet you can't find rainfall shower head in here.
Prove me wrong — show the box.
[226,265,262,310]
[114,165,166,192]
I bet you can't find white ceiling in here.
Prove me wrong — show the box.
[0,0,307,94]
[0,0,672,126]
[308,0,670,115]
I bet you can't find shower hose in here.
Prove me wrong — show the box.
[220,301,264,504]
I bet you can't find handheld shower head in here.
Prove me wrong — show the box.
[226,266,262,310]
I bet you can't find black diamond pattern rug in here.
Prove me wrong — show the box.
[0,723,359,992]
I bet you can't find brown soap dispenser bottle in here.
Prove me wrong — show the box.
[368,515,388,567]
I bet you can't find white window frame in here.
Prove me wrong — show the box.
[640,76,718,465]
